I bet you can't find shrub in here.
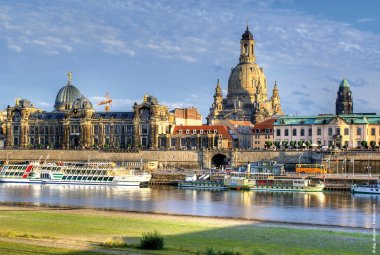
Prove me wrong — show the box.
[140,230,164,250]
[101,236,128,248]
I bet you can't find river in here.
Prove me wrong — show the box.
[0,183,378,228]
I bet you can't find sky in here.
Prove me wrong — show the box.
[1,0,380,121]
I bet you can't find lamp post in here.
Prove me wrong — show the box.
[367,154,371,177]
[58,152,63,163]
[6,151,13,163]
[298,153,303,176]
[325,157,331,178]
[298,153,303,165]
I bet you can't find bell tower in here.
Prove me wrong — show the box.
[239,25,255,63]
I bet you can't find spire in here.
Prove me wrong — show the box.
[215,79,222,95]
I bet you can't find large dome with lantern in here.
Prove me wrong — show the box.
[54,73,82,111]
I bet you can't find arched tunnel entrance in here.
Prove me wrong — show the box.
[210,154,229,169]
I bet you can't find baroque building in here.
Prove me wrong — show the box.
[336,78,353,115]
[4,74,172,150]
[207,26,283,124]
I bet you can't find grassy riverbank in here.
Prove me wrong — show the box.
[0,205,372,255]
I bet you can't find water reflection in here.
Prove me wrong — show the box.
[0,183,378,228]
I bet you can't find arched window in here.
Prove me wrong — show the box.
[244,43,248,55]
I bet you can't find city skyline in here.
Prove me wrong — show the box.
[1,0,380,120]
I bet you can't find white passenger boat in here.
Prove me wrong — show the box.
[251,178,325,192]
[351,180,380,194]
[0,161,151,187]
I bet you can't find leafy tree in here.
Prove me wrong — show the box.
[274,141,281,148]
[298,141,304,147]
[265,141,273,148]
[370,141,376,148]
[290,141,296,147]
[361,140,368,148]
[282,141,288,146]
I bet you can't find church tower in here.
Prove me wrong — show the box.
[271,81,283,115]
[335,79,353,115]
[207,25,284,124]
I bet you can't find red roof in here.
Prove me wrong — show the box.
[173,125,232,139]
[253,118,276,132]
[228,120,253,126]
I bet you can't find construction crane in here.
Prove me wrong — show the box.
[97,92,113,112]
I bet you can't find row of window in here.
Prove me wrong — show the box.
[13,124,155,136]
[275,127,374,137]
[178,129,218,135]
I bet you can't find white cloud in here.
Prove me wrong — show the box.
[356,18,376,23]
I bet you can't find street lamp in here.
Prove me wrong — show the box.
[298,153,303,165]
[367,154,371,177]
[6,151,13,163]
[58,152,64,163]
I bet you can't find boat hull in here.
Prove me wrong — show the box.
[351,186,380,194]
[0,178,149,187]
[251,186,324,192]
[178,181,226,190]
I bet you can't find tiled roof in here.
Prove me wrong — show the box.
[254,118,276,132]
[173,125,232,139]
[93,112,134,119]
[228,120,254,126]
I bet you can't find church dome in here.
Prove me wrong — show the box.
[227,62,267,101]
[72,96,93,110]
[54,82,82,111]
[242,25,254,40]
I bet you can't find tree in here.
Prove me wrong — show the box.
[265,141,273,148]
[274,141,281,148]
[298,141,304,148]
[370,141,376,149]
[361,140,368,148]
[290,141,296,148]
[282,141,288,147]
[305,141,311,147]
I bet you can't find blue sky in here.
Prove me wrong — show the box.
[1,0,380,121]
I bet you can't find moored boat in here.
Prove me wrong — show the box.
[351,180,380,194]
[223,172,255,190]
[251,178,325,192]
[178,180,226,190]
[0,161,151,187]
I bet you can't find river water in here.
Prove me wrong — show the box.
[0,183,378,228]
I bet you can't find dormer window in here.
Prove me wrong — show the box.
[214,129,218,134]
[186,129,190,134]
[179,130,183,134]
[200,130,204,134]
[193,130,197,134]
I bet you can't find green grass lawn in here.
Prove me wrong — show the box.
[0,207,373,255]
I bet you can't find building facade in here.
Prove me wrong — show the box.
[163,125,233,150]
[4,74,176,150]
[207,26,283,124]
[170,108,202,126]
[274,114,380,149]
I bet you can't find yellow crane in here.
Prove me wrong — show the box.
[97,92,113,112]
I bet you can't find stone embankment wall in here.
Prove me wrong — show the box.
[0,149,379,173]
